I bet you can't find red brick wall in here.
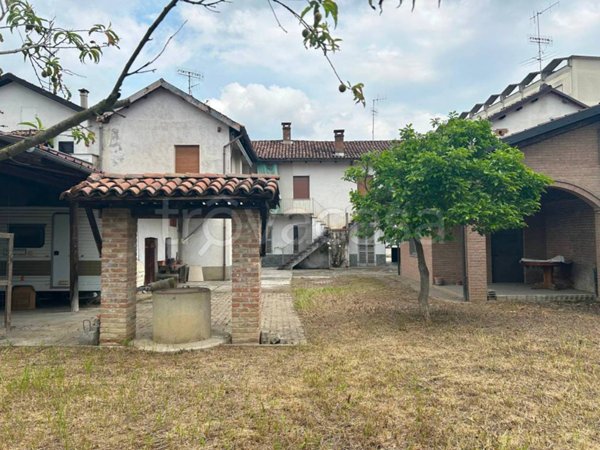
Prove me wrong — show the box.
[431,226,464,285]
[544,198,596,292]
[400,238,432,283]
[521,123,600,198]
[466,228,488,302]
[231,209,262,344]
[100,209,137,345]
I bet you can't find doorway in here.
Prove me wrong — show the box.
[144,237,158,285]
[491,229,524,283]
[51,213,69,288]
[358,235,375,265]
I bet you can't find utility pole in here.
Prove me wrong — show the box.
[371,96,386,141]
[529,2,559,73]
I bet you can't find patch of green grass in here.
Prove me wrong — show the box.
[293,286,350,311]
[7,364,65,394]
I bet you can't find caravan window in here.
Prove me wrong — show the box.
[8,224,45,248]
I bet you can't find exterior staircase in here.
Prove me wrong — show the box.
[278,231,330,270]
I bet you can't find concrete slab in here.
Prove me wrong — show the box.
[132,330,230,353]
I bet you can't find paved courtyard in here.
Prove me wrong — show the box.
[0,269,305,347]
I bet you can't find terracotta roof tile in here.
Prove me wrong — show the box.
[61,173,280,202]
[253,139,393,161]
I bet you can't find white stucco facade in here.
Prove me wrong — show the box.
[92,84,250,280]
[490,93,584,136]
[264,159,386,267]
[0,79,95,161]
[471,55,600,122]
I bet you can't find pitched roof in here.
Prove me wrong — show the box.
[61,173,279,203]
[253,140,392,161]
[504,103,600,147]
[101,79,257,161]
[0,73,83,112]
[0,131,95,173]
[486,84,587,121]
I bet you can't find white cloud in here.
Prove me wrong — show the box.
[208,81,441,140]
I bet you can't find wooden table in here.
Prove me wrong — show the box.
[520,260,571,289]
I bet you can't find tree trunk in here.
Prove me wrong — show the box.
[411,238,431,322]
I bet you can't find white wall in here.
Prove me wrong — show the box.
[95,87,249,277]
[0,81,94,161]
[96,87,233,173]
[277,161,354,229]
[268,215,312,255]
[475,56,600,120]
[491,94,583,135]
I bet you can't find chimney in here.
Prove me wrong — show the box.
[79,88,89,109]
[334,129,345,154]
[282,122,292,142]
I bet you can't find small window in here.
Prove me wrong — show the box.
[58,141,74,154]
[409,240,417,257]
[8,224,45,248]
[293,176,310,199]
[175,145,200,172]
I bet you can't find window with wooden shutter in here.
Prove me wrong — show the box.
[175,145,200,173]
[293,176,310,199]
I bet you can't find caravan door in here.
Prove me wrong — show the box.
[51,214,70,288]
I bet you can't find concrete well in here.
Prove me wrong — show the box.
[152,288,211,344]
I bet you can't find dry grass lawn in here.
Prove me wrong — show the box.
[1,271,600,449]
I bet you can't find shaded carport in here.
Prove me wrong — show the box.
[0,133,96,324]
[61,173,279,345]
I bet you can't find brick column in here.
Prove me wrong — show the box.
[100,208,137,345]
[465,227,488,303]
[231,209,262,344]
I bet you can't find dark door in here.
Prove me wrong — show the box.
[145,238,158,285]
[293,226,299,254]
[491,229,524,283]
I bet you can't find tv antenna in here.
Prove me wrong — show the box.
[371,96,386,140]
[529,2,559,73]
[177,68,204,95]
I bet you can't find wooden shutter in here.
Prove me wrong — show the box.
[293,176,310,199]
[175,145,200,173]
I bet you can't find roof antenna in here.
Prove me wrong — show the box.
[371,95,386,141]
[529,2,559,73]
[177,68,204,95]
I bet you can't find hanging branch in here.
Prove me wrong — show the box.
[0,0,227,161]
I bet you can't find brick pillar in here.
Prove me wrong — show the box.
[231,209,262,344]
[100,209,137,345]
[465,227,488,302]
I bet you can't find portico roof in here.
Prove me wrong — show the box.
[61,173,279,207]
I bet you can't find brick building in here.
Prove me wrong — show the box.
[400,105,600,301]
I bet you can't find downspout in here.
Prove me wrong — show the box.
[222,135,243,279]
[98,122,105,171]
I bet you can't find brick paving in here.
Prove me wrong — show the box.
[1,269,306,346]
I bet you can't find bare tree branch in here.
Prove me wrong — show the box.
[128,20,187,76]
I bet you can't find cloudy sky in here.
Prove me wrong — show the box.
[5,0,600,140]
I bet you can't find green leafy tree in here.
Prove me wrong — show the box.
[0,0,432,160]
[345,117,551,321]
